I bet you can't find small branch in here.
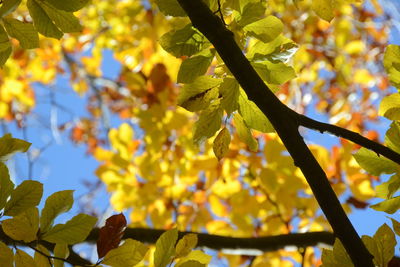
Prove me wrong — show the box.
[296,113,400,164]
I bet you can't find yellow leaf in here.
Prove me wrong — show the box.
[2,207,39,242]
[15,249,36,267]
[0,241,13,267]
[213,127,231,161]
[175,233,198,258]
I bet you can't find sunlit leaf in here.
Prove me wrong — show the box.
[0,162,14,210]
[312,0,335,22]
[103,239,148,267]
[193,99,223,144]
[40,190,74,233]
[383,44,400,88]
[155,0,186,17]
[373,224,396,266]
[243,16,283,43]
[219,77,240,115]
[370,196,400,214]
[252,61,296,85]
[4,180,43,216]
[160,24,209,58]
[379,93,400,120]
[42,214,97,244]
[154,228,178,267]
[236,1,266,27]
[43,0,89,12]
[177,49,215,83]
[390,218,400,237]
[213,127,231,161]
[233,113,258,152]
[27,0,63,39]
[0,134,31,162]
[375,174,400,199]
[175,233,198,258]
[353,147,398,176]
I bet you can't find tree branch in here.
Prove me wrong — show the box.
[296,113,400,164]
[85,227,335,253]
[176,1,374,266]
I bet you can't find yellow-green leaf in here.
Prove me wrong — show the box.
[175,234,198,258]
[0,134,31,162]
[54,243,69,267]
[383,44,400,89]
[385,122,400,153]
[4,180,43,216]
[2,207,39,242]
[36,1,82,33]
[177,49,215,83]
[178,260,205,267]
[27,0,63,39]
[238,89,274,133]
[312,0,335,22]
[361,236,379,267]
[373,224,396,267]
[236,1,266,27]
[213,128,231,161]
[0,22,10,51]
[34,244,52,267]
[154,228,178,267]
[15,249,36,267]
[243,16,283,43]
[353,147,398,176]
[193,99,223,145]
[0,162,14,210]
[0,45,11,67]
[43,0,89,12]
[219,77,239,115]
[155,0,186,17]
[375,174,400,199]
[40,190,74,233]
[178,76,222,107]
[379,93,400,120]
[42,214,97,244]
[252,61,296,85]
[176,250,212,267]
[0,0,21,18]
[159,24,208,58]
[2,18,39,49]
[370,197,400,214]
[0,241,13,267]
[390,218,400,237]
[233,113,258,152]
[103,239,148,267]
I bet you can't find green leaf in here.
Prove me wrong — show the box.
[252,61,296,85]
[36,1,82,33]
[2,18,39,49]
[361,236,379,267]
[321,248,335,267]
[312,0,334,22]
[40,190,74,233]
[213,127,231,161]
[0,45,11,67]
[219,77,239,115]
[243,16,283,43]
[375,174,400,199]
[373,224,396,267]
[178,76,222,106]
[0,162,14,210]
[370,196,400,214]
[0,0,21,18]
[159,24,209,58]
[236,1,266,27]
[193,99,223,145]
[15,249,35,267]
[332,239,353,267]
[42,214,97,244]
[103,239,148,267]
[178,260,205,267]
[385,122,400,154]
[4,180,43,216]
[379,93,400,120]
[54,243,69,267]
[177,49,215,83]
[0,133,31,161]
[238,89,274,133]
[2,207,39,243]
[353,147,398,176]
[154,228,178,267]
[43,0,89,12]
[390,218,400,236]
[0,241,13,267]
[383,44,400,89]
[155,0,186,17]
[250,40,298,63]
[34,244,52,267]
[233,113,258,152]
[27,0,63,39]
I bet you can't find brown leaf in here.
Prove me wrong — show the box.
[96,213,127,259]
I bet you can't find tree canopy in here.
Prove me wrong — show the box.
[0,0,400,266]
